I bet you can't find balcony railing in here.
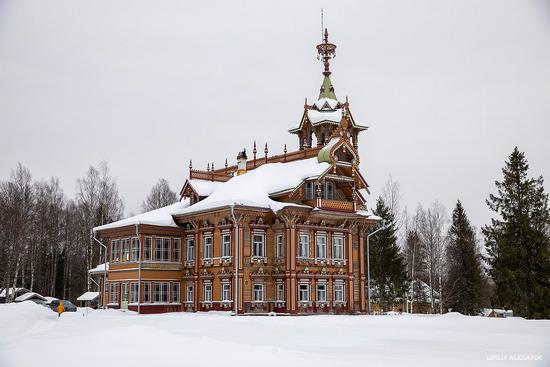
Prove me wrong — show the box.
[305,199,355,212]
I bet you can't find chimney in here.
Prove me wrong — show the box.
[236,149,248,176]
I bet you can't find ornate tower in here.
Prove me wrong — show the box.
[289,29,368,151]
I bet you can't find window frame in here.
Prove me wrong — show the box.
[153,282,162,303]
[143,282,151,303]
[222,282,231,302]
[203,283,212,303]
[186,237,195,262]
[203,235,213,260]
[144,237,152,261]
[221,232,231,258]
[122,238,130,262]
[276,234,284,258]
[299,283,310,302]
[316,233,327,259]
[109,283,119,304]
[252,232,265,258]
[334,282,345,303]
[298,233,310,258]
[131,237,139,261]
[186,284,194,303]
[317,283,327,302]
[171,282,180,303]
[276,282,285,302]
[130,282,139,303]
[173,238,181,262]
[333,234,345,260]
[253,283,264,302]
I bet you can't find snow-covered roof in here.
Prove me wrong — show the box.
[313,98,339,110]
[77,292,100,301]
[307,109,342,125]
[15,292,46,302]
[93,200,190,232]
[356,210,382,221]
[173,158,331,216]
[187,179,221,197]
[0,288,28,298]
[44,296,58,303]
[89,263,109,275]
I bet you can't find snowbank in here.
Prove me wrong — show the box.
[1,302,548,367]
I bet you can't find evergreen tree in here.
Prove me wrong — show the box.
[445,200,483,315]
[483,147,550,319]
[370,197,409,310]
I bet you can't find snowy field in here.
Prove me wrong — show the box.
[0,302,548,367]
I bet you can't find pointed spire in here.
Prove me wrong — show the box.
[211,162,214,171]
[316,28,337,100]
[283,144,287,162]
[225,158,228,169]
[253,141,257,167]
[207,163,210,172]
[264,143,268,164]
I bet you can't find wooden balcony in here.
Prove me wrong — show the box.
[305,199,355,212]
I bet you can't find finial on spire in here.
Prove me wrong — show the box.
[264,143,268,164]
[225,158,228,169]
[189,160,192,169]
[211,162,214,170]
[253,141,257,167]
[316,27,336,77]
[207,163,210,172]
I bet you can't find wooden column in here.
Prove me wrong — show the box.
[359,229,366,313]
[347,232,354,313]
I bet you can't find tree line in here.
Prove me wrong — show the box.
[368,147,550,319]
[1,148,548,319]
[0,162,176,302]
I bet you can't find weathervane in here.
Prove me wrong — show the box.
[316,10,336,76]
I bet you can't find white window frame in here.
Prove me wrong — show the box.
[298,233,309,258]
[109,283,119,304]
[221,232,231,258]
[316,233,327,259]
[111,240,120,262]
[222,282,231,302]
[173,238,181,262]
[317,283,327,302]
[252,232,265,258]
[203,283,212,303]
[161,282,169,303]
[203,235,213,260]
[334,282,345,303]
[143,282,151,303]
[324,182,334,200]
[253,283,264,302]
[305,182,314,200]
[130,282,139,303]
[153,282,162,303]
[144,237,152,261]
[121,238,130,262]
[163,238,170,262]
[131,237,139,261]
[333,235,345,260]
[186,238,195,261]
[171,282,180,303]
[276,234,284,258]
[186,284,194,303]
[276,282,285,302]
[155,238,162,261]
[299,283,310,302]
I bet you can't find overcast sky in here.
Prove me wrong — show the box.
[1,0,549,231]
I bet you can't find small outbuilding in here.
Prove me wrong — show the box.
[77,292,100,308]
[14,292,47,305]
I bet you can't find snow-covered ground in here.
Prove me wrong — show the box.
[0,302,548,367]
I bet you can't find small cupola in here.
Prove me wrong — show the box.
[236,149,248,176]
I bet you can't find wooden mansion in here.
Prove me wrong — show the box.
[92,29,381,314]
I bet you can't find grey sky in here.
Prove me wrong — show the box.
[1,0,549,230]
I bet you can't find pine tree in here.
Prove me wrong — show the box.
[445,200,483,315]
[483,147,550,319]
[370,197,409,311]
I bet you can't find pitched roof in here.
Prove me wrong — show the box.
[172,158,331,216]
[93,200,190,231]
